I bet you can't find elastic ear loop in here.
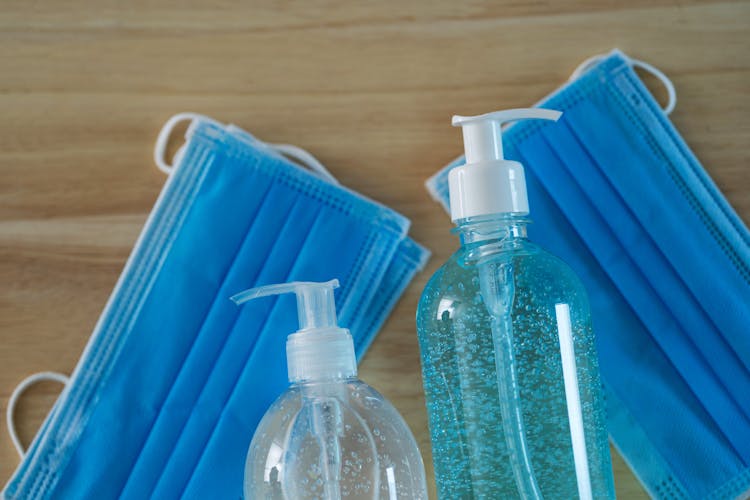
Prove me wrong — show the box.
[569,53,677,115]
[265,142,340,185]
[6,371,69,459]
[154,112,211,175]
[154,112,340,184]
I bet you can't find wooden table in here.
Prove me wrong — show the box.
[1,1,747,497]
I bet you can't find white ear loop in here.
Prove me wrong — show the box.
[630,59,677,115]
[569,52,677,115]
[154,112,211,175]
[266,142,339,185]
[569,54,608,81]
[154,112,339,184]
[6,371,69,459]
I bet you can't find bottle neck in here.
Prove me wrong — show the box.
[453,214,529,246]
[293,374,358,387]
[286,329,357,384]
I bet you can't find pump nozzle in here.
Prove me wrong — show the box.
[448,108,562,221]
[232,279,339,332]
[231,279,356,382]
[452,108,562,164]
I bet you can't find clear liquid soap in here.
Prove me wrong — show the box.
[233,280,428,499]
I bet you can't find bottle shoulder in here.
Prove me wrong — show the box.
[246,378,427,497]
[418,240,590,318]
[254,379,416,436]
[426,239,584,284]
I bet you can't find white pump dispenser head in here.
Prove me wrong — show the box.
[231,279,356,383]
[449,108,562,221]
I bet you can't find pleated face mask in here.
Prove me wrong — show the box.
[427,50,750,499]
[4,114,429,499]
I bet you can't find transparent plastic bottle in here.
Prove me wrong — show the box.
[233,280,427,500]
[416,109,615,498]
[245,378,427,499]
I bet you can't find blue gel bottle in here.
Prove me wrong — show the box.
[416,109,615,499]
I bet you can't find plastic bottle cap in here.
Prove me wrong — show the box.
[231,279,356,383]
[449,108,562,221]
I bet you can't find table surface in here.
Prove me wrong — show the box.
[1,1,748,497]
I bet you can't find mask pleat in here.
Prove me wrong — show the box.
[613,71,750,255]
[17,142,214,497]
[146,154,408,498]
[117,178,300,498]
[515,133,750,465]
[536,118,750,423]
[424,51,750,498]
[28,141,257,498]
[177,210,393,499]
[519,154,748,498]
[349,237,430,357]
[567,80,750,373]
[143,199,325,498]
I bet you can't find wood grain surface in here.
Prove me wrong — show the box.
[1,1,748,498]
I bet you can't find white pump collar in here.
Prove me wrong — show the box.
[449,108,562,221]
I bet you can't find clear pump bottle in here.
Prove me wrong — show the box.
[233,280,427,500]
[417,110,615,498]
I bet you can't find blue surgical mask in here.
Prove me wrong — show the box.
[427,50,750,499]
[4,114,429,499]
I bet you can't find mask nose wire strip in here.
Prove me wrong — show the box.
[6,371,70,459]
[154,112,209,175]
[569,53,677,115]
